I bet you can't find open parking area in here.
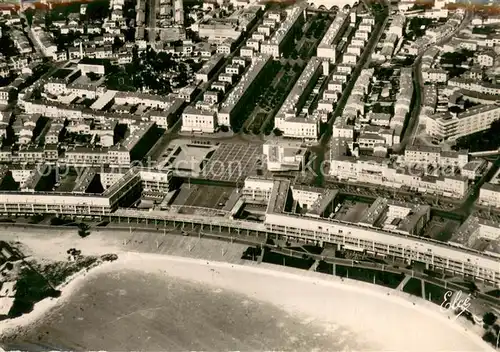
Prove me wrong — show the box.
[202,143,263,183]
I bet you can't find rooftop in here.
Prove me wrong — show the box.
[307,189,338,217]
[318,9,349,48]
[267,179,291,215]
[358,197,388,226]
[219,54,271,114]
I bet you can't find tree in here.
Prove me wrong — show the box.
[483,312,498,326]
[112,37,124,51]
[273,128,283,136]
[220,125,229,132]
[29,214,44,224]
[77,223,91,238]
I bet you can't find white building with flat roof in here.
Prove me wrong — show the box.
[263,179,499,284]
[242,177,275,203]
[217,54,271,128]
[404,145,469,168]
[274,57,325,140]
[181,106,217,133]
[329,155,468,199]
[422,69,448,84]
[426,104,500,141]
[478,183,500,208]
[316,9,350,62]
[263,140,307,172]
[260,3,306,58]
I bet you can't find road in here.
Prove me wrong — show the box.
[458,156,500,216]
[18,11,44,56]
[396,10,473,152]
[147,0,157,42]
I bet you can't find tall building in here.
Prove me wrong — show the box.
[316,9,350,61]
[274,57,326,140]
[260,3,306,58]
[426,105,500,141]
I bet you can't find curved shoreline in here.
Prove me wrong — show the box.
[0,259,118,339]
[0,251,494,351]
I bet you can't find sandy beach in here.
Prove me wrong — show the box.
[0,227,495,351]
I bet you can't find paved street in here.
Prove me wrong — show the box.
[147,0,158,42]
[395,10,474,153]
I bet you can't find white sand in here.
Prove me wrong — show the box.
[0,228,495,351]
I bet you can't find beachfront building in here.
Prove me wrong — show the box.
[0,167,172,215]
[262,179,499,285]
[242,177,275,204]
[0,173,497,284]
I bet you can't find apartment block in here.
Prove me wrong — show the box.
[274,57,325,140]
[218,54,271,128]
[260,3,306,58]
[426,104,500,140]
[181,106,217,133]
[316,9,350,61]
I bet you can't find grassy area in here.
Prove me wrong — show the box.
[440,49,474,66]
[406,17,434,39]
[305,14,329,39]
[453,120,500,152]
[262,250,314,270]
[9,266,61,318]
[233,61,280,132]
[472,26,495,35]
[424,282,451,305]
[402,277,422,297]
[485,289,500,299]
[316,260,333,275]
[253,63,304,135]
[334,265,404,289]
[0,25,19,59]
[39,257,99,286]
[247,112,268,134]
[105,69,139,92]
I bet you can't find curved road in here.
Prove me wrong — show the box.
[396,10,473,152]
